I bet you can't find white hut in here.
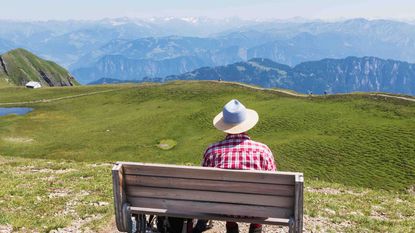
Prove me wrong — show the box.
[25,81,42,89]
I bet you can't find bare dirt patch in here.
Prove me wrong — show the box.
[41,175,56,181]
[50,214,103,233]
[157,139,177,150]
[15,166,77,175]
[306,187,342,195]
[50,190,106,232]
[89,163,112,167]
[205,221,287,233]
[306,187,367,196]
[0,224,13,233]
[304,215,353,232]
[408,185,415,195]
[48,188,70,198]
[2,137,34,144]
[370,205,388,221]
[98,218,119,233]
[203,215,354,233]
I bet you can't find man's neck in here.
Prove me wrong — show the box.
[225,132,250,140]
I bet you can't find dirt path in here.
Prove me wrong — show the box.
[370,93,415,102]
[223,81,415,102]
[0,89,120,106]
[222,81,306,97]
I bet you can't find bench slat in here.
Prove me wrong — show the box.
[124,175,295,196]
[126,186,294,208]
[127,197,294,219]
[122,163,296,185]
[130,207,290,226]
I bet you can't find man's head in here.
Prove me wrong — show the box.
[213,99,259,134]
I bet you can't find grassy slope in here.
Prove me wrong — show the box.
[0,81,414,191]
[0,77,11,88]
[0,155,414,232]
[0,156,112,232]
[0,48,79,86]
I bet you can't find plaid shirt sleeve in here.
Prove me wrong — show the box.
[263,146,277,171]
[201,147,210,167]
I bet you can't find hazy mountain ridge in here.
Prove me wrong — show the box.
[70,36,252,83]
[165,57,415,95]
[73,54,207,84]
[0,38,16,54]
[246,32,398,66]
[2,18,415,88]
[65,19,415,83]
[69,36,222,69]
[0,18,255,67]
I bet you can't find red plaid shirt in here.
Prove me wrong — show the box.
[202,133,276,171]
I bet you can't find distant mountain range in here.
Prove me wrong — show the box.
[64,19,415,84]
[2,18,415,85]
[0,18,254,67]
[71,36,248,83]
[1,18,415,95]
[164,57,415,95]
[0,49,78,87]
[0,38,16,54]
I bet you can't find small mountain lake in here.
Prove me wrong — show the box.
[0,107,33,116]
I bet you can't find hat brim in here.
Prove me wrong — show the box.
[213,109,259,134]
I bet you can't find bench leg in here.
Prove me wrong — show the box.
[288,217,295,233]
[138,214,146,233]
[122,203,134,233]
[128,214,148,233]
[128,215,137,233]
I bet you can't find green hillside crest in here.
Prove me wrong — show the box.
[0,48,79,87]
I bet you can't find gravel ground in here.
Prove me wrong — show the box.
[0,225,13,233]
[204,221,288,233]
[101,215,344,233]
[102,218,289,233]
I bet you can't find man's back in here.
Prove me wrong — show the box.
[203,133,276,171]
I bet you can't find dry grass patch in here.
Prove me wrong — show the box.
[2,137,34,144]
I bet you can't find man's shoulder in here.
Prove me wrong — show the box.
[204,137,272,155]
[246,139,271,151]
[204,139,227,154]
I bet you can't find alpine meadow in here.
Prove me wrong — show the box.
[0,81,414,232]
[2,1,415,232]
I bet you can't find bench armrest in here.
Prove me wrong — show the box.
[112,163,130,232]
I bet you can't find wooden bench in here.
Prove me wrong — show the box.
[112,162,304,233]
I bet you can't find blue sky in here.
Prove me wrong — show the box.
[1,0,415,20]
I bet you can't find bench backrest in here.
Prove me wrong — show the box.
[113,162,304,232]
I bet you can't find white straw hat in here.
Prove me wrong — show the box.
[213,99,259,134]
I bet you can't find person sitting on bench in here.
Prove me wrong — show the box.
[198,99,276,233]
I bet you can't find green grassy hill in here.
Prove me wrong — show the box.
[1,155,413,232]
[0,48,78,87]
[0,81,414,191]
[0,81,414,232]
